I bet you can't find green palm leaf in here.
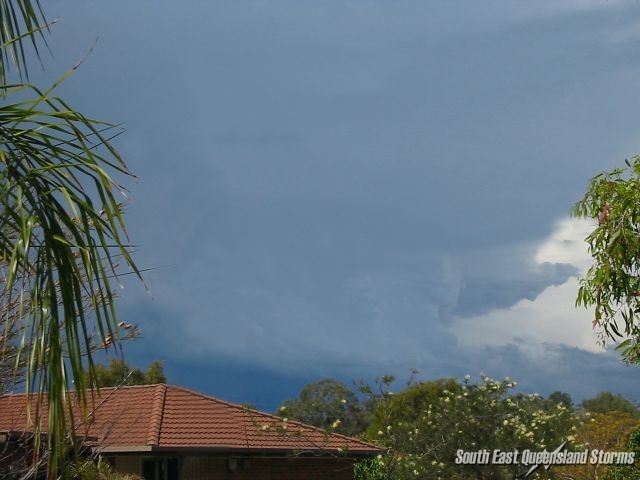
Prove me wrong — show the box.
[0,0,48,82]
[0,4,142,478]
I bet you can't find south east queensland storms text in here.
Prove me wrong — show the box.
[455,449,635,466]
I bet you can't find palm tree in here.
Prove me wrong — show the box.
[0,2,142,477]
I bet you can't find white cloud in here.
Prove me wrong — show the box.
[534,217,594,270]
[450,217,602,354]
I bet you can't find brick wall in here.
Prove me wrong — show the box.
[181,455,355,480]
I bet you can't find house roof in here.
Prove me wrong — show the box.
[0,384,381,456]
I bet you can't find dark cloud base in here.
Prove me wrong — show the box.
[171,345,640,411]
[444,342,640,405]
[454,262,578,318]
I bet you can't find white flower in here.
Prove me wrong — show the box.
[464,374,471,381]
[331,419,342,429]
[341,398,347,404]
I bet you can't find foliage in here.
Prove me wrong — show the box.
[355,458,387,480]
[0,278,141,395]
[604,425,640,480]
[366,376,578,480]
[356,374,400,422]
[572,157,640,362]
[557,412,639,480]
[366,378,459,436]
[581,392,638,416]
[0,3,142,476]
[0,0,49,84]
[65,457,141,480]
[92,359,166,387]
[144,360,166,384]
[548,391,573,411]
[279,377,640,480]
[277,378,369,436]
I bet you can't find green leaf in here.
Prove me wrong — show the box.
[615,339,633,351]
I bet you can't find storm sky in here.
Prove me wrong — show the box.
[33,0,640,409]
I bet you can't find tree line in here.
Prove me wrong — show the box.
[277,375,640,480]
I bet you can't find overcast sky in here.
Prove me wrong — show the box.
[33,0,640,409]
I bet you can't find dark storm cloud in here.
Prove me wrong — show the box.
[454,262,578,318]
[34,0,640,403]
[460,343,640,403]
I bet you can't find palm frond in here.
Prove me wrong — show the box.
[0,78,141,477]
[0,0,49,82]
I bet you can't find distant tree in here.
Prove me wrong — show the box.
[581,392,638,416]
[277,378,368,436]
[508,390,574,415]
[92,359,166,387]
[548,391,573,410]
[144,361,167,384]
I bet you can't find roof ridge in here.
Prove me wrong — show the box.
[146,384,167,446]
[165,384,381,450]
[0,384,159,400]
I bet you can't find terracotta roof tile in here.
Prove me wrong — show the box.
[0,385,381,456]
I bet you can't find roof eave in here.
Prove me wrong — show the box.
[96,444,381,457]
